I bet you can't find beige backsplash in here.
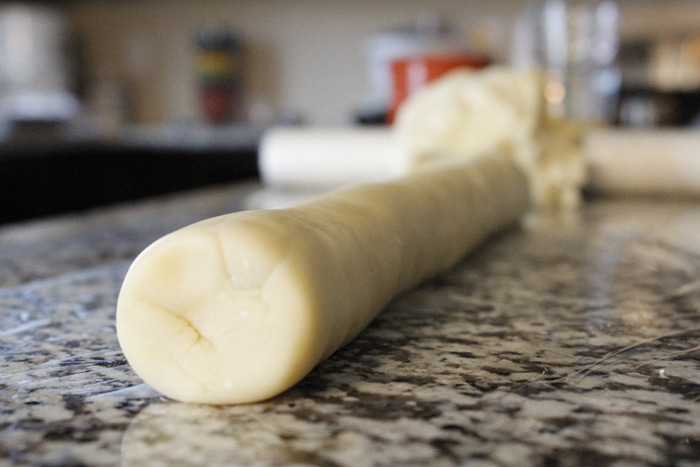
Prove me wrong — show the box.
[62,0,700,126]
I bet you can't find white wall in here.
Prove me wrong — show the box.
[64,0,700,126]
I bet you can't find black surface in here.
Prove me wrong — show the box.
[0,142,259,224]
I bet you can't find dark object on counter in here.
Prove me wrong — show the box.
[0,141,258,225]
[354,106,388,126]
[617,87,700,127]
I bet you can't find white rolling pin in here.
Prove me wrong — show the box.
[584,129,700,196]
[260,127,700,197]
[258,127,411,189]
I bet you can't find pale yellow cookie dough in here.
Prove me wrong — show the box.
[117,154,529,404]
[394,66,587,213]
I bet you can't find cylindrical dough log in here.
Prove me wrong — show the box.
[116,154,529,404]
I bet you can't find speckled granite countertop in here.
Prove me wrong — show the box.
[2,183,700,466]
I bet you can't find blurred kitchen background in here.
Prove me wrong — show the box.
[1,0,699,224]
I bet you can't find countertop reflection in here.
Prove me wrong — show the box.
[1,183,700,466]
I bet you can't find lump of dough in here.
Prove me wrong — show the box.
[394,66,587,213]
[116,153,529,405]
[395,66,544,170]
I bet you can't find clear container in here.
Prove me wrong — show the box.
[511,0,621,123]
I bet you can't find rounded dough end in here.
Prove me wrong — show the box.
[116,215,321,404]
